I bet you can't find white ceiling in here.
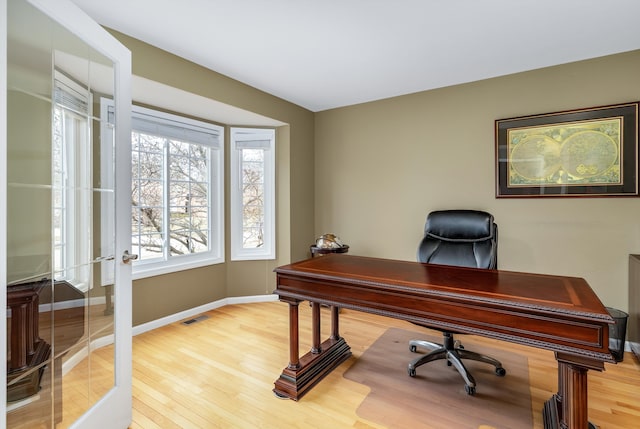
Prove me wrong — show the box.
[71,0,640,112]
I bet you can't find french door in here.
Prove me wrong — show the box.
[2,0,132,427]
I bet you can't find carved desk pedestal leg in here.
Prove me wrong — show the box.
[543,353,604,429]
[273,299,352,401]
[7,281,52,402]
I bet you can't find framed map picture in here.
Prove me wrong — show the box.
[495,102,639,197]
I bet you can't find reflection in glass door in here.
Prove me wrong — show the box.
[3,0,132,427]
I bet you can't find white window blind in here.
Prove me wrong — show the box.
[131,114,221,148]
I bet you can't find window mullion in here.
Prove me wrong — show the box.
[162,138,170,261]
[207,149,213,253]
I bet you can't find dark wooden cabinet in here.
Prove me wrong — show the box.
[629,255,640,361]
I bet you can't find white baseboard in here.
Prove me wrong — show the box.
[7,393,40,412]
[38,296,106,313]
[57,295,640,381]
[62,334,114,376]
[132,293,279,336]
[59,294,278,377]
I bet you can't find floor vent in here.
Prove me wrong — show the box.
[181,315,209,325]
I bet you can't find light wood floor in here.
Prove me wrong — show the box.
[118,301,640,429]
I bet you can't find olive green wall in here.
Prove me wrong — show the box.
[10,27,637,325]
[107,31,314,326]
[315,50,640,313]
[6,90,51,284]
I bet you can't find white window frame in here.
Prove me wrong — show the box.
[230,127,276,261]
[99,98,116,286]
[53,72,91,292]
[102,100,224,280]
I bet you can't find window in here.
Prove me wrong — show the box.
[53,73,91,292]
[103,102,224,278]
[131,107,224,277]
[230,128,276,260]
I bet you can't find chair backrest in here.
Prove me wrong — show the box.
[417,210,497,269]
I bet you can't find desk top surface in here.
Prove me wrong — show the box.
[275,254,612,322]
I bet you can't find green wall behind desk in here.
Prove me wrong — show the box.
[315,49,640,313]
[112,28,639,325]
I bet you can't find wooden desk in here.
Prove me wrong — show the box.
[273,254,615,429]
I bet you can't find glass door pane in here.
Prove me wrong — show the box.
[4,0,131,427]
[6,1,57,425]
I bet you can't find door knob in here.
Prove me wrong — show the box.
[122,250,139,264]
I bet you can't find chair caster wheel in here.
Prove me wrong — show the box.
[409,345,417,353]
[465,385,476,395]
[408,368,416,377]
[495,367,506,376]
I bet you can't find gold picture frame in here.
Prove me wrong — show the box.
[495,102,639,197]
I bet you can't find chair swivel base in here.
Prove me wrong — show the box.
[407,333,506,395]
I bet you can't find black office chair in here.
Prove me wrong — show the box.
[408,210,506,395]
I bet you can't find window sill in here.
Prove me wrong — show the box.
[132,256,224,281]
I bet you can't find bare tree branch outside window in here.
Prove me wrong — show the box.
[240,148,265,248]
[131,133,211,260]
